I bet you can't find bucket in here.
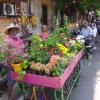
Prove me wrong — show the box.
[11,63,22,73]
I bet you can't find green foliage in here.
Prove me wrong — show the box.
[96,9,100,16]
[55,0,66,11]
[32,50,51,64]
[51,59,66,76]
[30,34,43,57]
[0,67,7,77]
[51,60,62,76]
[44,16,71,46]
[77,0,100,13]
[0,31,7,62]
[0,53,5,62]
[30,34,51,64]
[21,60,29,69]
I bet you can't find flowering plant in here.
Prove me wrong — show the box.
[0,32,7,62]
[56,43,70,55]
[29,17,84,76]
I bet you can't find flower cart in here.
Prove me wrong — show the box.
[9,17,84,100]
[10,49,84,100]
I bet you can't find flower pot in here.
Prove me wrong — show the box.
[11,63,22,73]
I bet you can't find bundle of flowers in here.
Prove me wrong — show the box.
[30,55,61,74]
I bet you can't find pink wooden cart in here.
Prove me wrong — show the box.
[10,49,84,89]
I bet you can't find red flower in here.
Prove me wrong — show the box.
[50,47,55,52]
[58,52,62,56]
[49,51,54,55]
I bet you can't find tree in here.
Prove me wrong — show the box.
[76,0,100,14]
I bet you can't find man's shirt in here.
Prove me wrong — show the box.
[80,26,92,38]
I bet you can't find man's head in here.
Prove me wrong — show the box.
[83,20,88,28]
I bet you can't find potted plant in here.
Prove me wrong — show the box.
[10,54,23,73]
[10,53,29,80]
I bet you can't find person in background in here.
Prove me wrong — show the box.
[4,24,25,100]
[16,18,24,37]
[80,20,93,38]
[96,16,100,34]
[96,16,100,41]
[12,18,23,37]
[26,18,33,37]
[91,21,97,40]
[39,25,49,40]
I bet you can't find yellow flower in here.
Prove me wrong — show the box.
[56,43,69,55]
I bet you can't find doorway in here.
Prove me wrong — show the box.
[42,4,48,25]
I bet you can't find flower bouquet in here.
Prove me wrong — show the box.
[8,52,29,80]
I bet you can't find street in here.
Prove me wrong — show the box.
[69,41,100,100]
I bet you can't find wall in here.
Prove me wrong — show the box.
[0,0,54,33]
[31,0,53,32]
[0,0,27,32]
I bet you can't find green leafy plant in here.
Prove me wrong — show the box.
[51,60,66,76]
[0,32,7,62]
[32,50,51,64]
[0,67,7,77]
[21,59,29,69]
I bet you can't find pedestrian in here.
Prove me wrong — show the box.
[96,16,100,34]
[91,21,97,41]
[4,24,25,100]
[26,18,33,37]
[96,16,100,41]
[15,17,24,37]
[39,25,49,40]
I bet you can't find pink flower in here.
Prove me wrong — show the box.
[49,51,54,55]
[49,55,61,65]
[23,53,28,58]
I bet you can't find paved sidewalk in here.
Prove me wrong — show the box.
[69,42,100,100]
